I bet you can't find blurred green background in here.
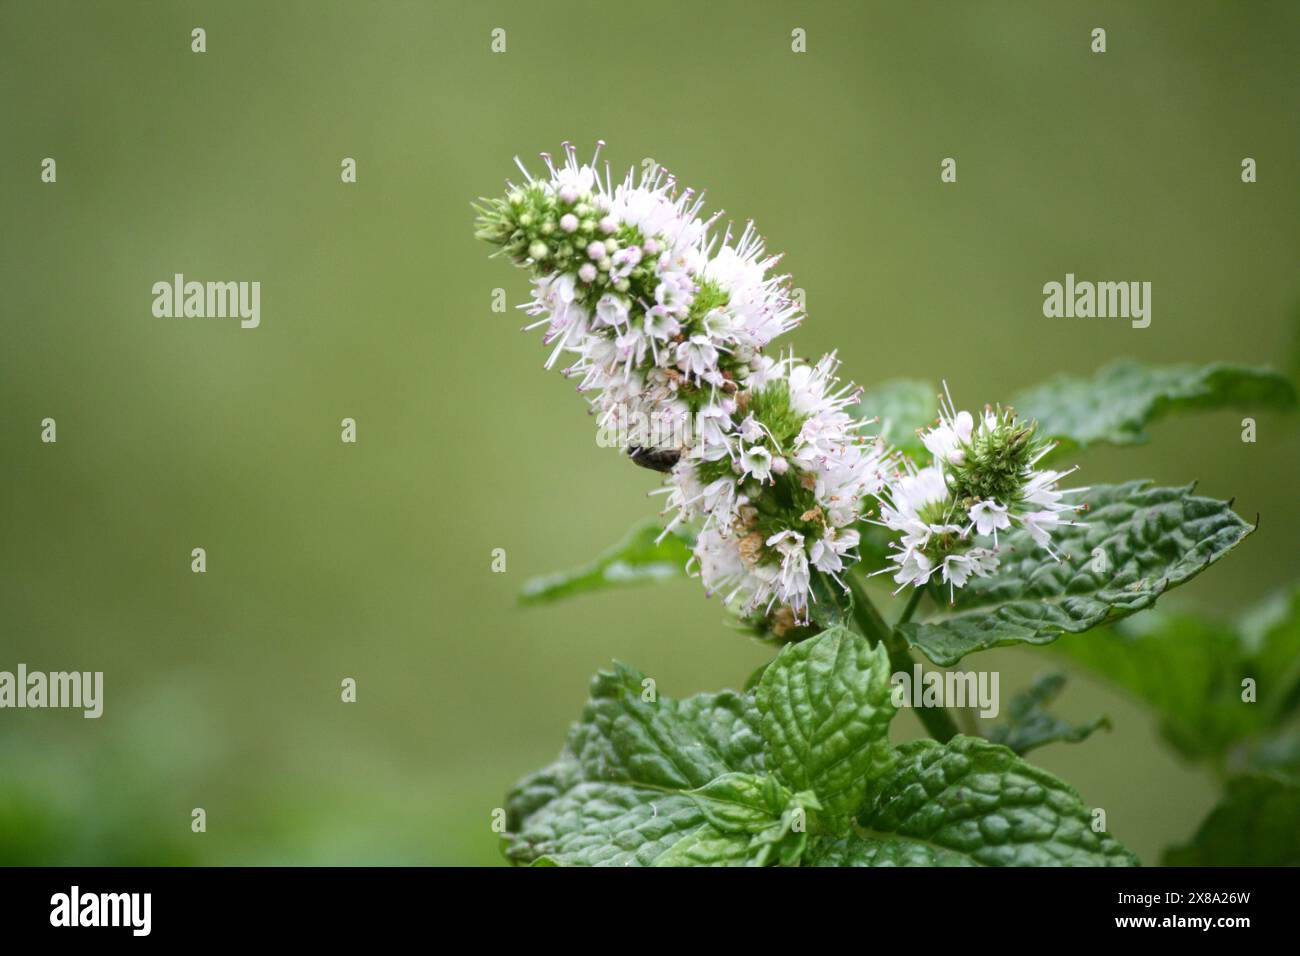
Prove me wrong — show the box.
[1,0,1297,865]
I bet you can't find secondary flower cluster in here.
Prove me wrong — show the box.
[872,387,1085,600]
[475,143,890,624]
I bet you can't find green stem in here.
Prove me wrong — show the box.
[845,575,959,744]
[844,573,891,644]
[896,586,925,627]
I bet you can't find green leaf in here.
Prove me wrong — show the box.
[853,736,1138,866]
[756,627,896,821]
[1248,729,1300,780]
[1012,360,1296,457]
[504,661,776,865]
[651,823,768,867]
[505,659,839,866]
[806,833,977,866]
[1164,774,1300,866]
[1240,585,1300,718]
[687,772,788,834]
[570,663,765,790]
[508,782,710,866]
[518,518,693,605]
[899,481,1254,666]
[504,753,581,831]
[1054,584,1300,762]
[679,775,823,865]
[988,673,1110,755]
[857,378,938,460]
[506,636,1139,865]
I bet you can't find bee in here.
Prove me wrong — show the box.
[627,446,681,473]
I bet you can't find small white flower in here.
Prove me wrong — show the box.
[766,530,811,619]
[746,355,784,390]
[942,549,998,588]
[810,527,859,576]
[1020,510,1062,551]
[892,548,934,588]
[922,409,973,465]
[675,334,719,381]
[654,272,693,315]
[693,527,748,598]
[614,328,648,372]
[969,499,1011,542]
[738,414,766,444]
[595,293,629,329]
[696,404,734,458]
[878,465,950,536]
[766,529,804,555]
[701,477,740,528]
[938,548,999,601]
[644,305,681,341]
[740,444,773,482]
[549,272,577,305]
[611,245,642,281]
[551,162,595,199]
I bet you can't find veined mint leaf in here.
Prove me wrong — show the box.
[1163,774,1300,866]
[508,783,708,866]
[675,775,822,866]
[1054,585,1300,762]
[853,736,1138,866]
[506,637,1138,865]
[1012,360,1295,457]
[856,378,938,460]
[687,772,789,833]
[899,481,1254,666]
[571,663,765,789]
[651,823,768,867]
[518,518,693,605]
[756,627,896,821]
[806,833,977,866]
[504,662,772,865]
[988,673,1110,755]
[504,753,581,831]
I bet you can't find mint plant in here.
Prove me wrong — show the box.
[505,629,1135,865]
[474,143,1298,866]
